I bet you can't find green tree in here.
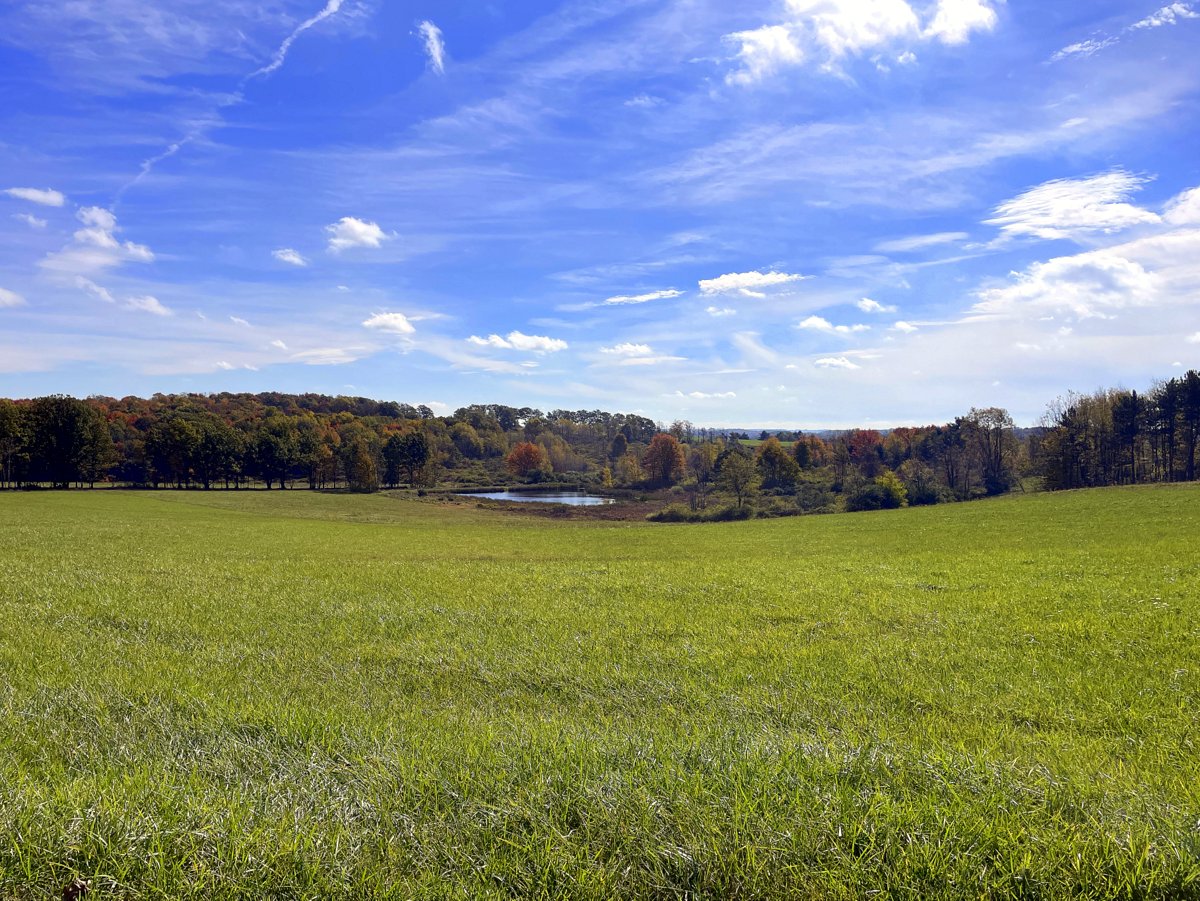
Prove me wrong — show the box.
[717,450,760,508]
[756,437,800,490]
[145,417,200,487]
[385,431,430,486]
[346,438,379,491]
[0,399,25,488]
[687,441,720,510]
[24,396,111,488]
[254,415,300,488]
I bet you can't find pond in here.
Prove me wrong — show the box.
[458,490,616,506]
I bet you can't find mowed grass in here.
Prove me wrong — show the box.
[1,487,1198,899]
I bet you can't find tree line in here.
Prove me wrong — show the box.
[1035,371,1200,489]
[0,372,1196,508]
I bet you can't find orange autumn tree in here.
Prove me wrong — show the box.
[505,441,551,481]
[642,432,686,486]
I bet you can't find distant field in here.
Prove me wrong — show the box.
[736,437,795,447]
[1,486,1198,898]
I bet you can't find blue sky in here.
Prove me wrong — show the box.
[1,0,1198,426]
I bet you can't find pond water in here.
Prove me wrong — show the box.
[459,490,615,506]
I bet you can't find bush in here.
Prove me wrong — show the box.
[845,471,908,512]
[646,503,695,523]
[646,502,755,523]
[844,482,890,512]
[707,504,754,522]
[795,482,836,513]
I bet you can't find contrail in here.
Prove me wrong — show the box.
[248,0,345,80]
[116,0,346,202]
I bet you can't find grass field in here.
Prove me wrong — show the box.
[1,486,1198,899]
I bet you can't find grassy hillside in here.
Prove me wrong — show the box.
[1,487,1198,898]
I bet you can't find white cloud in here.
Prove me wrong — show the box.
[250,0,345,79]
[271,339,289,350]
[724,25,804,86]
[0,287,26,308]
[77,206,116,231]
[230,316,250,327]
[792,0,920,57]
[14,213,47,229]
[215,361,235,371]
[604,288,684,305]
[601,342,654,356]
[924,0,998,44]
[893,320,919,332]
[326,216,390,252]
[600,343,687,367]
[857,297,898,313]
[467,330,567,353]
[125,295,172,316]
[971,232,1200,320]
[798,315,870,334]
[273,248,308,267]
[75,277,114,303]
[625,94,664,108]
[363,312,416,335]
[814,356,861,369]
[874,231,968,253]
[672,390,737,399]
[986,170,1160,241]
[1187,332,1200,343]
[725,0,998,82]
[706,306,737,317]
[417,20,446,75]
[291,347,362,365]
[507,331,568,353]
[4,187,65,207]
[1164,186,1200,225]
[1132,2,1198,29]
[698,269,807,298]
[40,207,154,275]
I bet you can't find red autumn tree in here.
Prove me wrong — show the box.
[505,441,550,481]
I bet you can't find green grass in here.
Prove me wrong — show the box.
[1,485,1198,899]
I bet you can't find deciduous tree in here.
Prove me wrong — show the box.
[641,433,686,486]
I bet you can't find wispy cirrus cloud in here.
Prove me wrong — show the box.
[75,277,115,303]
[857,298,898,313]
[417,20,446,75]
[4,187,64,206]
[671,390,736,399]
[0,287,26,308]
[13,213,48,229]
[985,170,1160,241]
[126,295,172,316]
[604,288,683,305]
[874,231,968,253]
[272,248,308,266]
[1053,2,1198,60]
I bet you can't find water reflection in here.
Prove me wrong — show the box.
[458,491,615,506]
